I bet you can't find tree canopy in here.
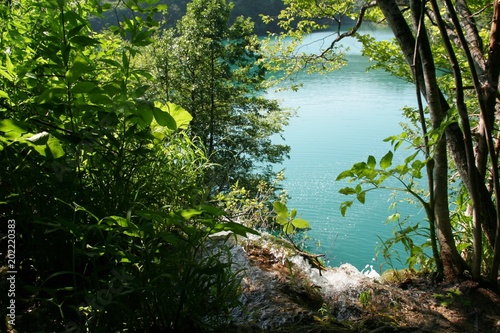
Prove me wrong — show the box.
[145,0,292,194]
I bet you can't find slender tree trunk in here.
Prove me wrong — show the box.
[452,0,489,180]
[375,1,496,250]
[411,3,443,277]
[448,0,500,281]
[412,0,468,280]
[378,0,469,280]
[486,0,500,282]
[413,60,443,276]
[431,0,483,279]
[209,45,216,157]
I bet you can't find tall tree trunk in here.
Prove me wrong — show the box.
[377,0,469,280]
[375,0,497,251]
[486,0,500,282]
[447,0,500,281]
[413,55,443,276]
[431,0,483,279]
[412,0,468,280]
[453,0,489,180]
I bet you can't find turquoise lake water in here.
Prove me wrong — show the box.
[268,29,426,272]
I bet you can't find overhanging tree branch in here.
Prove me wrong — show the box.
[318,1,377,59]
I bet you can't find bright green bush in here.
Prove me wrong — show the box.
[0,1,256,331]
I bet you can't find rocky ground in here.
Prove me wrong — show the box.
[226,233,500,333]
[3,232,499,332]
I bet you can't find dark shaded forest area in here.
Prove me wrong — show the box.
[90,0,286,35]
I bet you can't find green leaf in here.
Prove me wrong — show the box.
[352,162,368,176]
[291,218,310,229]
[69,36,100,47]
[5,54,14,75]
[166,102,193,130]
[132,100,154,128]
[212,221,259,237]
[411,168,422,178]
[180,209,203,220]
[339,187,357,195]
[101,216,130,228]
[122,51,129,71]
[71,81,96,94]
[404,151,419,164]
[380,151,393,170]
[99,58,122,69]
[362,168,378,181]
[340,200,353,216]
[88,93,112,105]
[273,201,288,217]
[276,215,288,225]
[37,87,66,104]
[0,90,9,99]
[386,213,400,223]
[109,25,121,34]
[132,69,153,81]
[394,139,404,150]
[46,136,65,158]
[66,55,91,83]
[356,191,366,204]
[156,4,168,11]
[383,135,398,143]
[101,83,121,97]
[29,134,65,159]
[132,30,153,47]
[336,170,353,180]
[132,85,150,98]
[152,107,177,129]
[411,160,423,169]
[0,67,13,81]
[367,155,376,169]
[290,208,297,219]
[199,204,226,217]
[283,223,294,234]
[67,24,88,39]
[0,119,28,135]
[395,164,409,175]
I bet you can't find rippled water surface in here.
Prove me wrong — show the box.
[268,28,425,271]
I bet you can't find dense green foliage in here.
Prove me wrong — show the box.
[145,0,292,194]
[0,0,278,331]
[3,0,496,330]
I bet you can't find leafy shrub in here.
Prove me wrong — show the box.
[0,1,257,331]
[214,171,287,229]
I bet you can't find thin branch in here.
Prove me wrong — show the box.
[318,1,378,59]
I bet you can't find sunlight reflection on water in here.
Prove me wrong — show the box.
[269,28,425,271]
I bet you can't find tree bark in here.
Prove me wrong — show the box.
[377,0,498,251]
[433,0,483,279]
[412,0,468,280]
[377,0,469,280]
[486,0,500,282]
